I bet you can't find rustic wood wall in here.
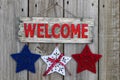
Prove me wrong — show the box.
[0,0,119,80]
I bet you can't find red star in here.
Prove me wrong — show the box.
[72,45,102,73]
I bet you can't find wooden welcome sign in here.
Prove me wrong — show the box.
[18,17,94,43]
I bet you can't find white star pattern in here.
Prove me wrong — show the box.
[41,47,71,76]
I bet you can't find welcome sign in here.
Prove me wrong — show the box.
[18,17,94,43]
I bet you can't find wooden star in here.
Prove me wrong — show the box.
[41,47,71,76]
[11,44,41,73]
[72,44,102,73]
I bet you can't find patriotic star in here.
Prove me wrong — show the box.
[11,44,41,73]
[72,44,102,73]
[41,47,71,76]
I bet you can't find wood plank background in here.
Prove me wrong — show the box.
[0,0,119,80]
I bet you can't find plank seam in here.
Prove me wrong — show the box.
[27,0,29,80]
[28,0,29,17]
[98,0,100,80]
[63,0,65,80]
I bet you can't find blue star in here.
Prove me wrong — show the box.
[11,44,41,73]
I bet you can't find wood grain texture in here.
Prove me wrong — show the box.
[64,0,98,80]
[0,0,28,80]
[28,0,63,80]
[99,0,120,80]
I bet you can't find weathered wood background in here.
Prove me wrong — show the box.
[0,0,119,80]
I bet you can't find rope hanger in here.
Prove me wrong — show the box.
[38,2,79,18]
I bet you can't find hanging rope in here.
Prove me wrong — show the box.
[38,2,79,18]
[38,3,56,16]
[56,3,78,18]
